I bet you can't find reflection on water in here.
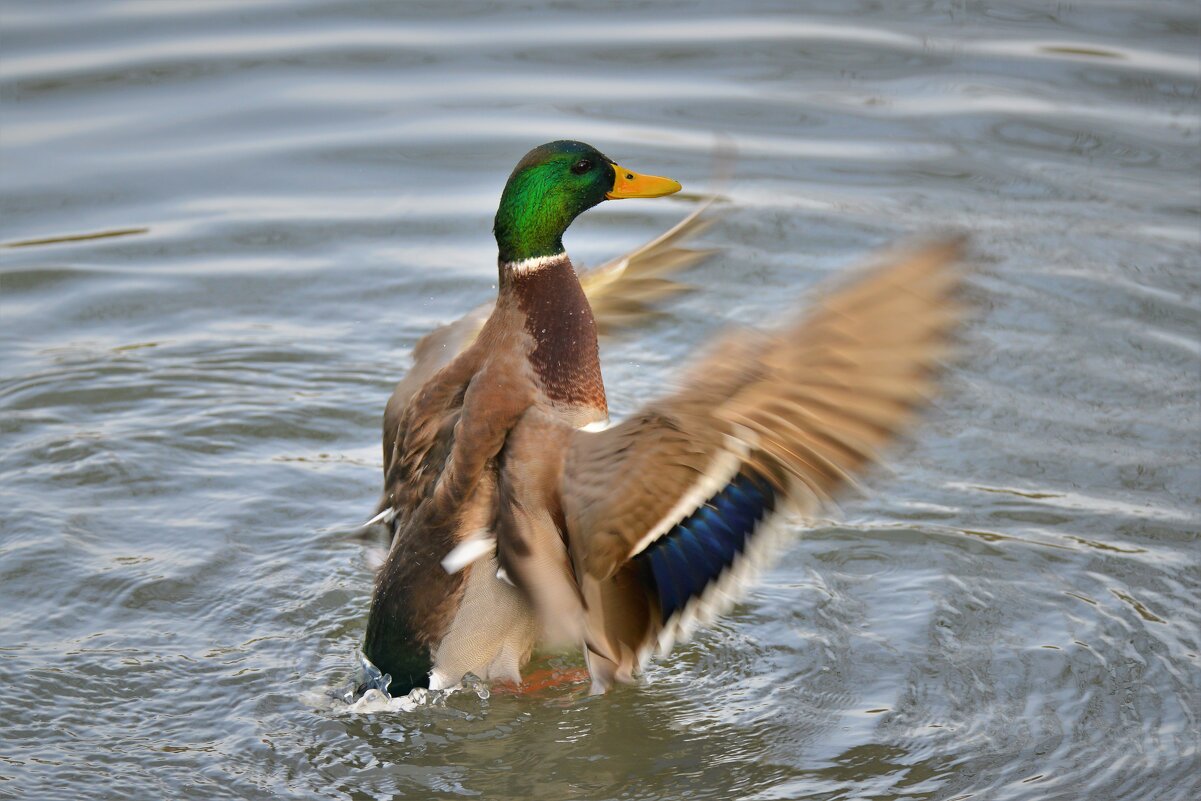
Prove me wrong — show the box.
[1,1,1198,799]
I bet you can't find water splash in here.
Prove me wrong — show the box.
[357,651,392,697]
[333,653,490,713]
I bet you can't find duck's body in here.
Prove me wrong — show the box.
[366,252,608,692]
[363,140,964,695]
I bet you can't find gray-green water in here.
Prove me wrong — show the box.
[2,2,1199,799]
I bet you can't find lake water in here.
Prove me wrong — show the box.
[2,1,1198,799]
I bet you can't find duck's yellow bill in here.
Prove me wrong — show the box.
[607,164,682,199]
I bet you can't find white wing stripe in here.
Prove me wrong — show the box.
[440,531,496,574]
[627,436,749,560]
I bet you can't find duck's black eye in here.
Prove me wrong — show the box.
[571,159,593,175]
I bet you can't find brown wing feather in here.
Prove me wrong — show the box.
[365,323,537,683]
[581,202,720,335]
[382,305,490,476]
[553,238,966,691]
[561,237,966,632]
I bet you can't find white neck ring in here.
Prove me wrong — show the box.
[501,253,567,275]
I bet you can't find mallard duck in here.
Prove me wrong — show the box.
[363,140,964,695]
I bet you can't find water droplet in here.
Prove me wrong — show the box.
[461,673,490,700]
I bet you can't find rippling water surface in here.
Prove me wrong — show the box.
[2,1,1199,799]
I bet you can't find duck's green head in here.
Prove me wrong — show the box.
[493,140,681,264]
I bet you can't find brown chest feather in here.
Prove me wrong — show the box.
[508,261,608,415]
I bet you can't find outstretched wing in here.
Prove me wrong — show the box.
[579,200,719,335]
[379,204,719,478]
[559,238,966,685]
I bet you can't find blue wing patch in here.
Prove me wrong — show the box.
[638,471,777,624]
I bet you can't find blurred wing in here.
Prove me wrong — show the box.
[562,238,966,668]
[580,201,719,334]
